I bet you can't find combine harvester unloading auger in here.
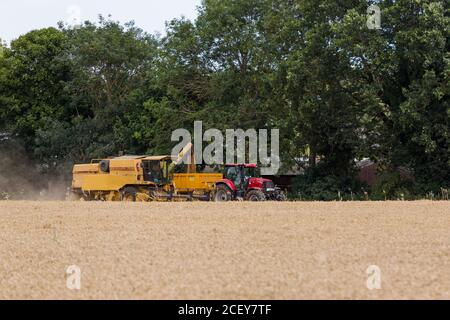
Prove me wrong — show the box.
[71,143,286,202]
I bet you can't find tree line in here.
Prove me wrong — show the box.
[0,0,449,200]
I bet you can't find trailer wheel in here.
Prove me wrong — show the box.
[245,189,266,201]
[121,187,137,202]
[214,185,232,202]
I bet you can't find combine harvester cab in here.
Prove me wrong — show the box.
[72,155,178,201]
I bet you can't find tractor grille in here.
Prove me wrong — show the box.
[264,181,275,190]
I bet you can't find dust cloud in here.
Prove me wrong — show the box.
[0,137,70,200]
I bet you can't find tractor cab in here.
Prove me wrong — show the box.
[141,156,172,185]
[223,164,258,193]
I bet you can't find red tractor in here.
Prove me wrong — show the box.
[214,164,287,202]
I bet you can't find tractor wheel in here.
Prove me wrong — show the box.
[121,187,137,202]
[245,189,266,201]
[214,185,232,202]
[276,191,288,201]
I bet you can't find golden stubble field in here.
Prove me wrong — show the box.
[0,201,449,300]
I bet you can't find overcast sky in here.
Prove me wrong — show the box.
[0,0,201,44]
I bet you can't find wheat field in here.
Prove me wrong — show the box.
[0,201,449,300]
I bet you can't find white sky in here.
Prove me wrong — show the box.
[0,0,202,44]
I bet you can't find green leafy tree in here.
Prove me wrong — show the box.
[334,0,450,192]
[137,17,210,154]
[0,28,70,150]
[267,0,373,178]
[56,17,159,160]
[145,0,283,155]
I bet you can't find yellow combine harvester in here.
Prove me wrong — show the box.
[72,155,176,201]
[71,144,220,201]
